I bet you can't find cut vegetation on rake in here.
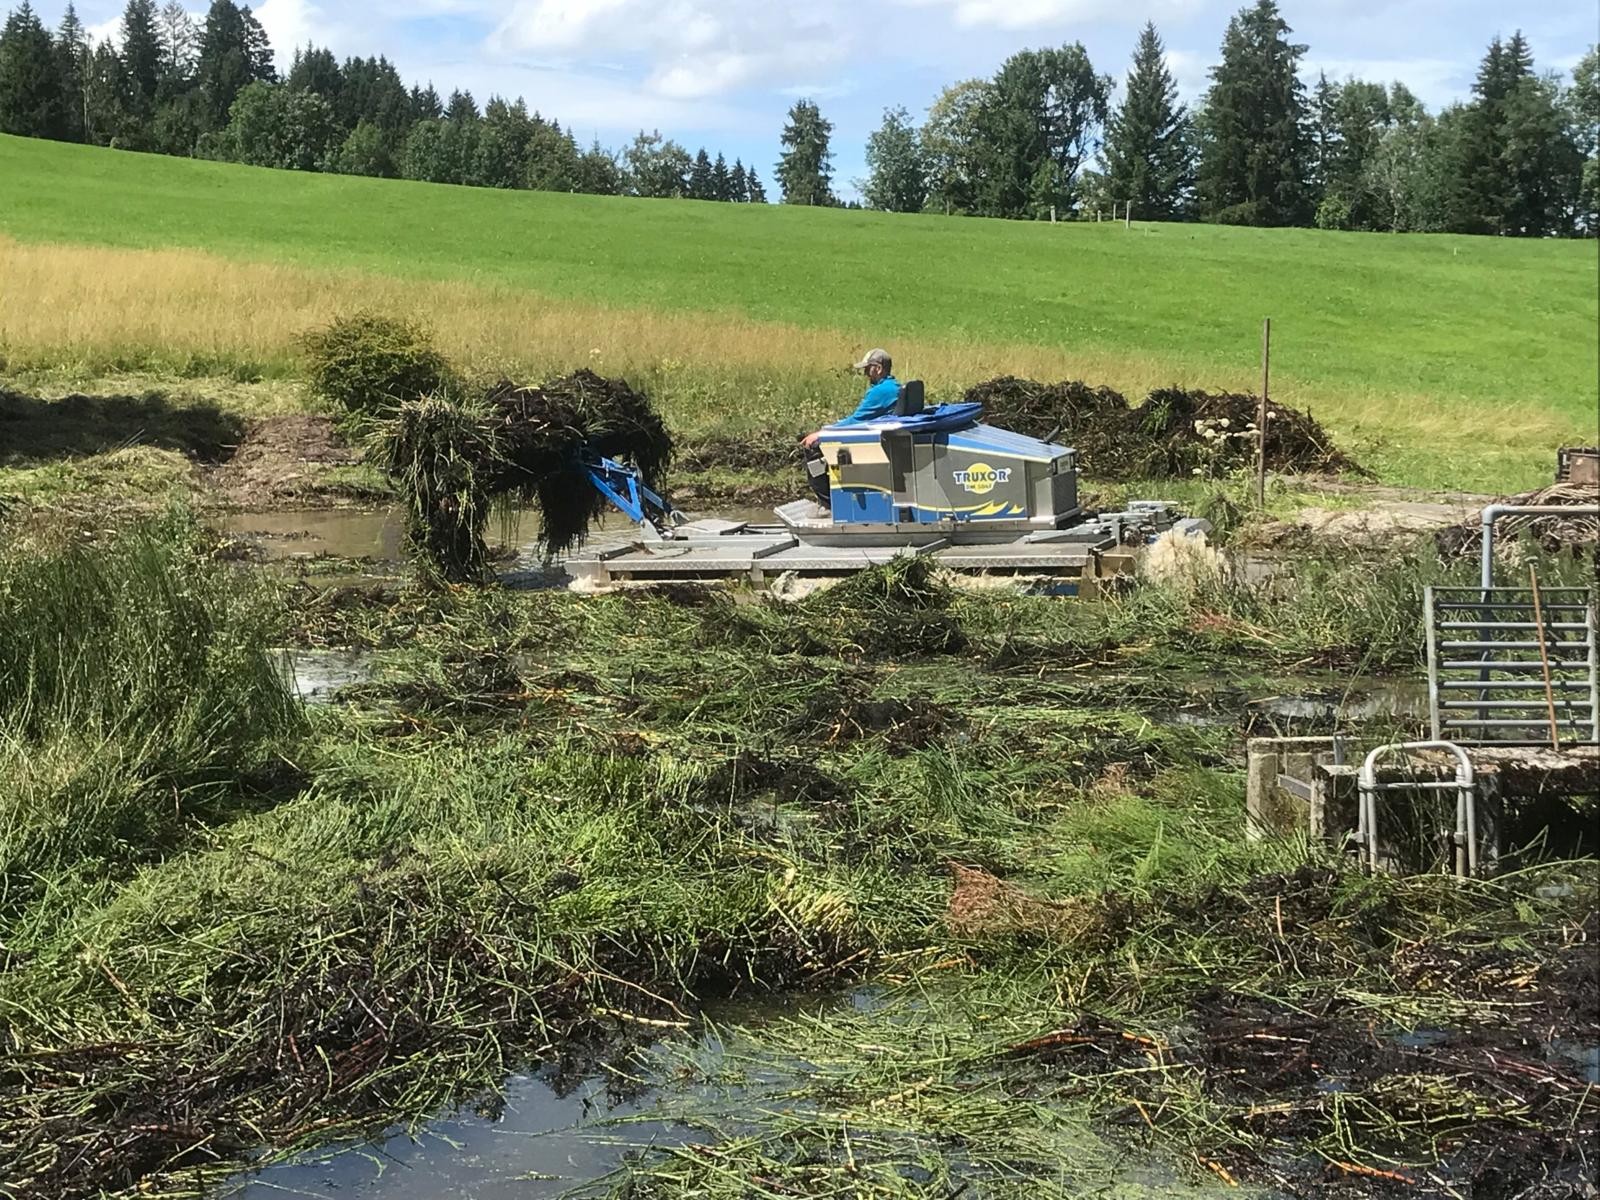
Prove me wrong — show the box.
[374,370,673,580]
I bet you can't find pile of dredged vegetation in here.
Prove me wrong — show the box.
[964,376,1361,479]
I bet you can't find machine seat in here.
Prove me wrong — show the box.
[895,380,925,416]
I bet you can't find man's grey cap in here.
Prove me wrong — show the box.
[853,348,892,370]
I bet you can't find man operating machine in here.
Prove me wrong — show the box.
[803,347,900,504]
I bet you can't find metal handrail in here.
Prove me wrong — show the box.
[1479,503,1600,591]
[1356,741,1477,878]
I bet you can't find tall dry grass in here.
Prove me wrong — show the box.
[0,235,1579,485]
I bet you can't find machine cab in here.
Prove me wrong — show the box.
[815,390,1079,529]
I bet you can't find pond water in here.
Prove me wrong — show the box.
[211,986,1235,1200]
[1161,675,1429,731]
[220,507,783,567]
[214,1061,695,1199]
[276,649,376,703]
[212,990,870,1200]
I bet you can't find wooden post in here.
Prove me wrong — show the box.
[1050,204,1057,223]
[1125,201,1132,229]
[1256,318,1271,507]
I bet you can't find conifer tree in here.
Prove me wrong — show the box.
[121,0,162,115]
[1102,21,1195,220]
[1195,0,1313,225]
[0,2,64,138]
[775,99,834,205]
[711,150,730,200]
[746,165,767,202]
[689,146,714,199]
[729,158,748,202]
[55,2,88,140]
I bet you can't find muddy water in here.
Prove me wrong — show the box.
[220,506,782,566]
[222,509,408,561]
[1253,678,1429,723]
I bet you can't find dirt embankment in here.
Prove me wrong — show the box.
[208,414,378,508]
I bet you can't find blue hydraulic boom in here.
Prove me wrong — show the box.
[582,453,681,537]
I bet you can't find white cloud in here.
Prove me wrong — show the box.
[255,0,327,62]
[487,0,850,98]
[891,0,1203,33]
[396,53,759,136]
[895,0,1117,30]
[778,81,857,100]
[86,16,120,47]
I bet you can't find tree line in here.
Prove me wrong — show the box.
[0,0,769,201]
[852,3,1597,235]
[0,0,1594,233]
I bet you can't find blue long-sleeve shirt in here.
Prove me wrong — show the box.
[832,376,900,426]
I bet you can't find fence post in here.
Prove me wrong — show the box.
[1256,318,1271,508]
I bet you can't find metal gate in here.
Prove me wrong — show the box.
[1424,586,1599,745]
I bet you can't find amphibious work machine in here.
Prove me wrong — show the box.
[566,383,1207,592]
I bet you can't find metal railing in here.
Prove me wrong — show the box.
[1424,586,1599,745]
[1478,502,1600,591]
[1355,741,1478,877]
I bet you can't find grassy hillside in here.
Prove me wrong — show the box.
[1,133,1595,490]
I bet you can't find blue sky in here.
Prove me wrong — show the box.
[43,0,1598,196]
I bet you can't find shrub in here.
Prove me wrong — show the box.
[300,312,456,419]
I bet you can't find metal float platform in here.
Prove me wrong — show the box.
[565,499,1206,593]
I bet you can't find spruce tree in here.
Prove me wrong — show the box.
[1500,71,1582,235]
[775,99,834,205]
[1459,31,1575,236]
[157,0,198,84]
[55,3,88,141]
[0,2,64,138]
[121,0,162,116]
[689,147,714,199]
[729,159,748,202]
[711,151,730,200]
[83,38,131,144]
[1444,38,1507,233]
[412,82,442,121]
[446,88,477,122]
[1102,21,1195,220]
[240,5,274,82]
[746,165,767,202]
[1310,71,1339,201]
[575,139,621,194]
[287,44,341,102]
[197,0,272,128]
[1195,0,1314,225]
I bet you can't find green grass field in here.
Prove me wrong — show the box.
[0,133,1595,492]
